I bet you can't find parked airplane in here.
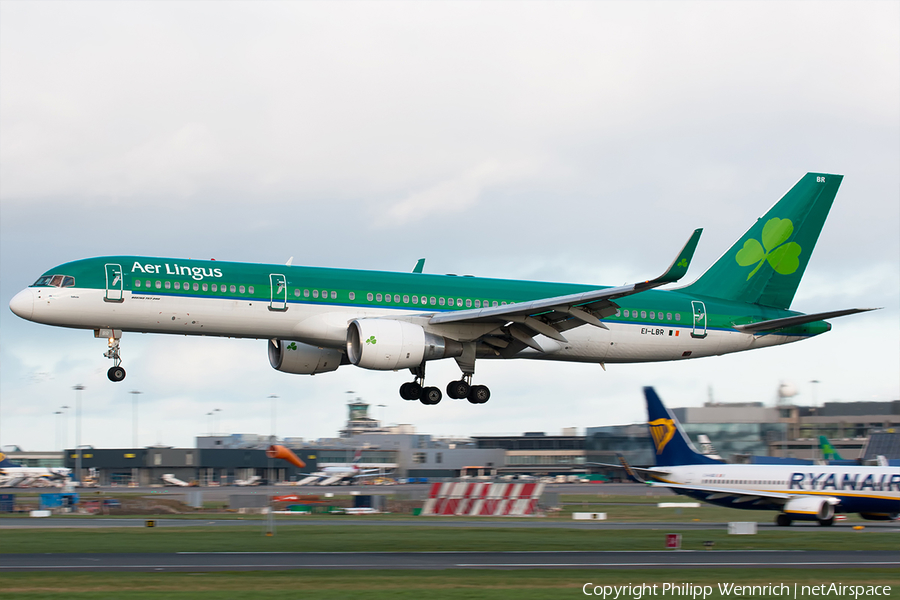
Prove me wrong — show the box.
[9,173,875,405]
[619,388,900,526]
[294,449,385,486]
[0,453,71,488]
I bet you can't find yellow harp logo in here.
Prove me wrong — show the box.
[649,418,676,455]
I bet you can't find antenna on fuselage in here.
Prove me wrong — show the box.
[286,257,294,266]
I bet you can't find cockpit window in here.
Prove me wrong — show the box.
[33,275,75,288]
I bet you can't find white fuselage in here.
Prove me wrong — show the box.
[12,286,799,365]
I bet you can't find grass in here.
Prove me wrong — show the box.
[2,524,898,554]
[1,569,899,599]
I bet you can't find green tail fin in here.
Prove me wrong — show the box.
[819,435,843,461]
[683,173,843,309]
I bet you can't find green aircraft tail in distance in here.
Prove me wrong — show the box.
[819,435,844,461]
[683,173,842,310]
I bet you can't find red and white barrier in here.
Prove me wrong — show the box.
[421,481,545,516]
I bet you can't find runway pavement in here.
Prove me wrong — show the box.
[2,517,899,530]
[1,550,897,572]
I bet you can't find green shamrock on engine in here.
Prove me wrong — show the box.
[365,336,377,345]
[735,217,802,280]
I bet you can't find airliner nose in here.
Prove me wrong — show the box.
[9,289,34,320]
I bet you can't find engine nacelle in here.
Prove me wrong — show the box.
[268,339,342,375]
[782,496,837,522]
[346,319,462,370]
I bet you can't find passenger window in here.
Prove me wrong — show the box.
[166,281,172,290]
[230,285,236,293]
[492,301,498,307]
[403,295,409,303]
[412,295,418,304]
[367,293,374,301]
[146,280,151,288]
[294,289,300,297]
[465,299,471,308]
[376,293,382,302]
[430,297,436,305]
[439,297,445,306]
[331,291,337,300]
[641,311,646,318]
[501,301,507,306]
[154,281,160,289]
[349,292,356,300]
[202,283,208,292]
[457,298,462,307]
[313,290,319,298]
[675,313,681,321]
[615,309,620,316]
[649,312,655,319]
[304,289,310,297]
[210,283,215,292]
[384,294,391,303]
[135,280,141,288]
[238,285,244,293]
[667,312,672,320]
[249,286,254,294]
[474,300,480,308]
[322,290,327,298]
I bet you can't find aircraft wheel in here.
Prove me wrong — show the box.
[818,517,835,527]
[776,513,792,527]
[446,380,470,399]
[467,385,490,404]
[108,366,126,382]
[420,386,442,405]
[400,382,421,400]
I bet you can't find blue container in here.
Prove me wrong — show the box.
[0,493,14,512]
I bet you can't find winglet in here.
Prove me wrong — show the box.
[616,453,646,483]
[412,258,425,274]
[648,228,702,286]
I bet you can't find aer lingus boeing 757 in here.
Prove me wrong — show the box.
[9,173,874,405]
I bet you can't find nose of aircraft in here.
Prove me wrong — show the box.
[9,288,34,320]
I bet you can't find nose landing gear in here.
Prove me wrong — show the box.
[98,329,126,382]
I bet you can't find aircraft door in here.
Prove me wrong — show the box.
[269,274,287,311]
[104,263,124,302]
[691,301,707,339]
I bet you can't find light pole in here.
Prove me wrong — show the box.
[72,385,84,483]
[206,412,214,436]
[60,405,70,452]
[268,395,279,441]
[129,390,142,448]
[213,408,222,435]
[54,410,63,453]
[810,379,821,408]
[377,404,386,427]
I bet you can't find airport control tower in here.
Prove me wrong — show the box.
[338,398,388,438]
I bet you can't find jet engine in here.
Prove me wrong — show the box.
[346,319,462,370]
[268,339,343,375]
[782,496,838,522]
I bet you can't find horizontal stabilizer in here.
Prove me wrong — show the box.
[734,308,879,333]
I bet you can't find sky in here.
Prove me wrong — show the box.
[1,1,898,453]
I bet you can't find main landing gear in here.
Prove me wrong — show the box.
[398,360,491,405]
[101,331,126,382]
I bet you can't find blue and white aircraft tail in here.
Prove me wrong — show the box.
[645,387,722,467]
[634,388,900,526]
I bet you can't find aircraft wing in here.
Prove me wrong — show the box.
[428,229,702,349]
[647,481,794,505]
[733,308,879,333]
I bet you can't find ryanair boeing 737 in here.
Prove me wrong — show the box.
[8,173,874,405]
[621,387,899,526]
